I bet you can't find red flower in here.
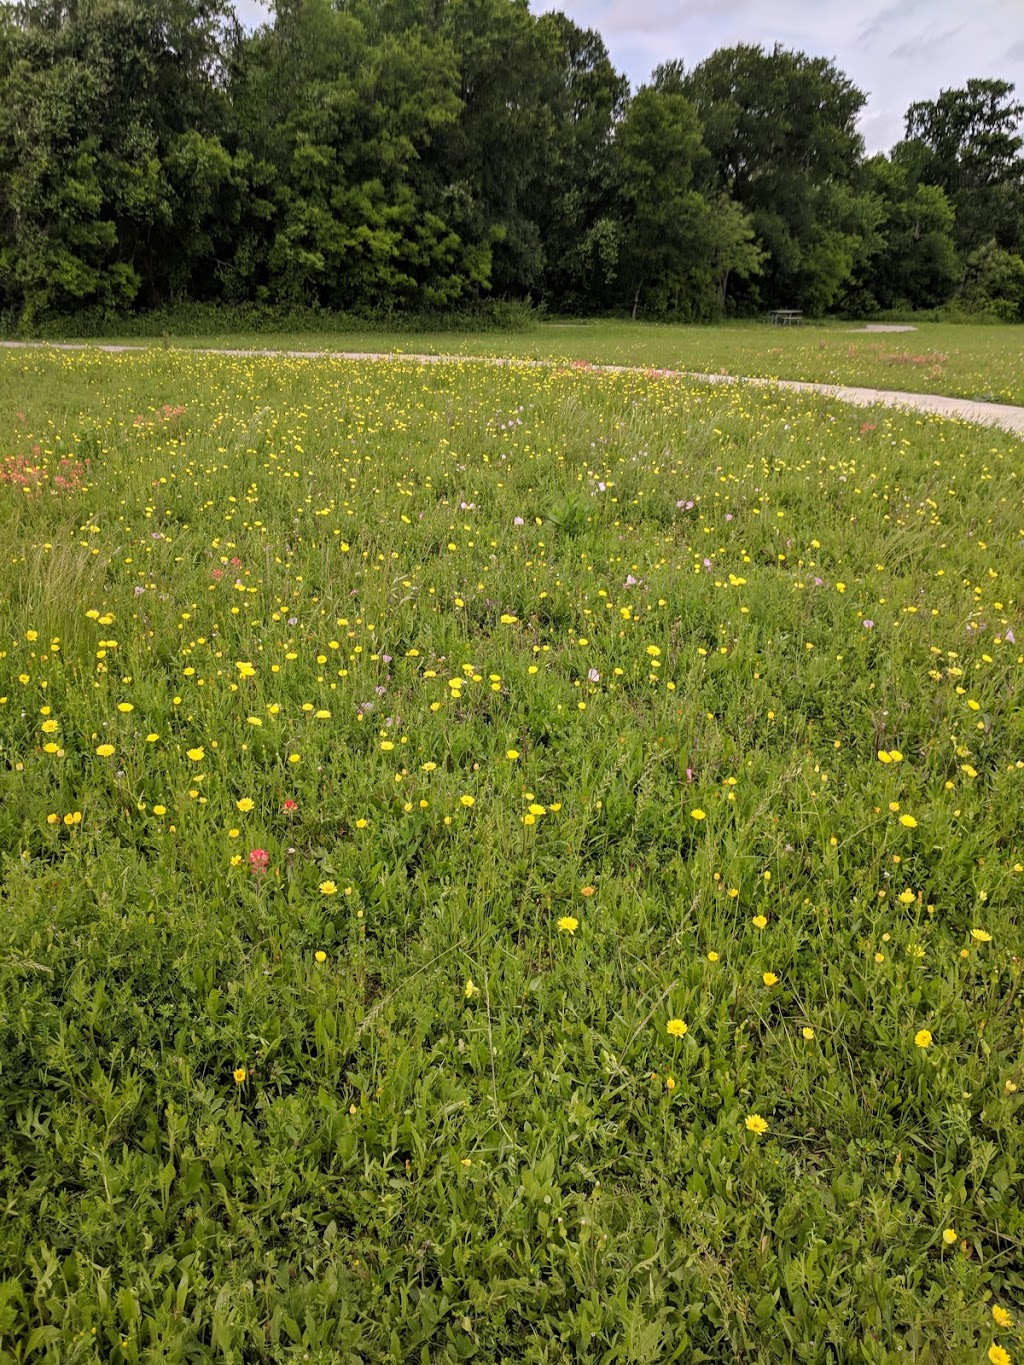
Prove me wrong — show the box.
[249,848,269,870]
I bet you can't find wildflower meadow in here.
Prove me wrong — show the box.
[1,344,1022,1362]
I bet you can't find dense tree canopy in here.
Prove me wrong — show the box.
[0,0,1022,324]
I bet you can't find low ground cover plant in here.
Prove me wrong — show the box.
[75,319,1024,409]
[0,347,1022,1361]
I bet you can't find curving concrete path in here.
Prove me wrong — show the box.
[4,338,1024,437]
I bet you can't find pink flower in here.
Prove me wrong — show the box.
[282,799,298,812]
[249,848,270,870]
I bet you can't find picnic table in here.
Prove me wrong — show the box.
[770,309,803,326]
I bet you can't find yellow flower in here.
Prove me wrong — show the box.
[314,950,327,964]
[500,613,518,624]
[666,1018,688,1037]
[762,972,779,987]
[707,951,720,962]
[914,1029,933,1048]
[745,1114,768,1135]
[464,978,480,998]
[690,808,706,821]
[971,928,993,942]
[233,1067,247,1084]
[320,881,337,895]
[40,719,58,733]
[506,749,519,760]
[802,1027,815,1040]
[557,916,578,934]
[354,818,368,829]
[146,733,159,743]
[153,805,166,816]
[186,747,205,761]
[988,1346,1011,1365]
[1004,1080,1019,1095]
[897,889,916,905]
[900,814,918,828]
[117,702,134,713]
[941,1227,957,1245]
[236,797,255,812]
[992,1306,1014,1329]
[459,794,475,807]
[95,743,115,757]
[665,1074,676,1091]
[752,914,768,928]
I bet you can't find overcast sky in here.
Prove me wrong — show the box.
[232,0,1024,154]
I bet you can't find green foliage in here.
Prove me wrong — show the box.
[0,5,1022,323]
[904,79,1024,255]
[680,44,875,314]
[959,240,1024,321]
[853,156,961,313]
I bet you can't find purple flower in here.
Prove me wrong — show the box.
[1006,627,1016,643]
[676,499,694,511]
[513,516,524,526]
[587,668,600,683]
[862,619,874,629]
[725,513,733,522]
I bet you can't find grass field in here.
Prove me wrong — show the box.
[2,344,1023,1362]
[62,318,1024,408]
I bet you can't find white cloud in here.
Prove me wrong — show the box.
[532,0,1024,152]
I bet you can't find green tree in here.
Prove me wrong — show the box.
[680,44,873,313]
[854,154,960,311]
[959,239,1024,319]
[608,86,761,319]
[0,0,241,318]
[532,13,628,310]
[233,0,488,311]
[904,78,1024,254]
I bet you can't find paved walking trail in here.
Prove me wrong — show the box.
[4,339,1024,437]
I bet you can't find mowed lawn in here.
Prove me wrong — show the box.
[1,346,1023,1362]
[70,318,1024,408]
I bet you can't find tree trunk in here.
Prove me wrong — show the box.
[631,284,641,320]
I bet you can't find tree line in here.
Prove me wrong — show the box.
[1,0,1023,326]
